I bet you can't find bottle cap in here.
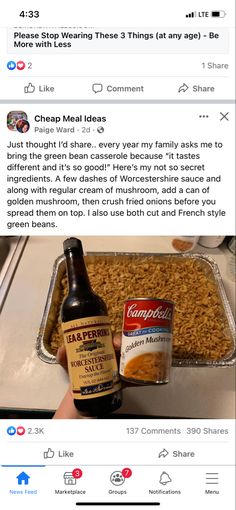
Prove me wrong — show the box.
[63,237,83,254]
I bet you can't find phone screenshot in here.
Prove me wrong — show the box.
[0,1,235,509]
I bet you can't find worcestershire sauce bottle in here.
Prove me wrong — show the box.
[61,238,122,416]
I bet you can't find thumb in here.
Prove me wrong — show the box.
[113,333,122,352]
[56,345,68,371]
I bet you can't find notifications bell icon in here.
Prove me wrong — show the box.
[159,471,172,485]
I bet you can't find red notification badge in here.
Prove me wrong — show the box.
[122,468,132,478]
[72,468,83,479]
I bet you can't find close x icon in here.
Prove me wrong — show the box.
[220,112,229,121]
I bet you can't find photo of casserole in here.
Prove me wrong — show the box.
[37,253,235,366]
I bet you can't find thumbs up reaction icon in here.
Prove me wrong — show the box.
[24,82,35,93]
[43,448,55,459]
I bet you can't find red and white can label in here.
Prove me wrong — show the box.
[120,299,174,384]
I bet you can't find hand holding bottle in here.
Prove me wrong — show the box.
[54,333,122,419]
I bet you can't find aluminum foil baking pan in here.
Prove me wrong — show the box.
[36,253,236,367]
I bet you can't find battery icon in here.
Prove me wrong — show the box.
[211,10,226,17]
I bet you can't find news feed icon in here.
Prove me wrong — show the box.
[7,111,30,133]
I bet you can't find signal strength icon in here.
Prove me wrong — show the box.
[186,12,197,18]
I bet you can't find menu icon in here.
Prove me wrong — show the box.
[205,473,219,485]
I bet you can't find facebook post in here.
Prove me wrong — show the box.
[0,103,234,235]
[0,1,235,509]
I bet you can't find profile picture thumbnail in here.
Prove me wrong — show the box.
[7,111,30,133]
[16,119,30,133]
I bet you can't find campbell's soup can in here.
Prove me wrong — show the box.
[120,298,175,385]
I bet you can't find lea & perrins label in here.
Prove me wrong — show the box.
[62,315,121,399]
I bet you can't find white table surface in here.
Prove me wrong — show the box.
[0,236,235,418]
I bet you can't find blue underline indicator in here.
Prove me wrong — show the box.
[2,465,46,467]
